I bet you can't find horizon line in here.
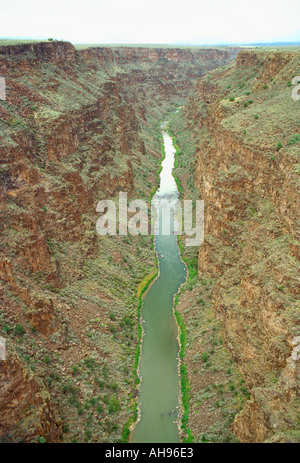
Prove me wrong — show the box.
[0,37,300,47]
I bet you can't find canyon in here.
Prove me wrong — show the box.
[0,41,237,443]
[0,41,299,443]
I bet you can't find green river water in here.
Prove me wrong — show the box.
[130,125,187,443]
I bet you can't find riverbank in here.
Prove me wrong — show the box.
[123,123,169,443]
[129,120,186,443]
[122,127,166,443]
[122,263,158,443]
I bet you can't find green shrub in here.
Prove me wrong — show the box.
[108,395,120,413]
[287,134,300,145]
[122,426,130,442]
[201,352,209,362]
[89,397,97,406]
[84,357,96,369]
[97,405,104,414]
[84,429,92,442]
[15,324,25,336]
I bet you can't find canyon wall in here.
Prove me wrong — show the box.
[172,49,300,442]
[0,41,237,442]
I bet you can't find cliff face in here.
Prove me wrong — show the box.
[172,49,300,442]
[0,350,62,443]
[0,41,237,442]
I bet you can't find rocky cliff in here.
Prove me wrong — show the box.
[172,49,300,442]
[0,41,237,442]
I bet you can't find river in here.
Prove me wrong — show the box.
[130,122,187,443]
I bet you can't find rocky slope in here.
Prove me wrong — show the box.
[0,41,237,442]
[171,49,300,442]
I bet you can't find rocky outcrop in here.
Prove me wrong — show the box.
[233,341,300,443]
[81,45,237,66]
[0,351,62,442]
[0,41,77,71]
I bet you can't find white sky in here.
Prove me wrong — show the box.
[0,0,299,44]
